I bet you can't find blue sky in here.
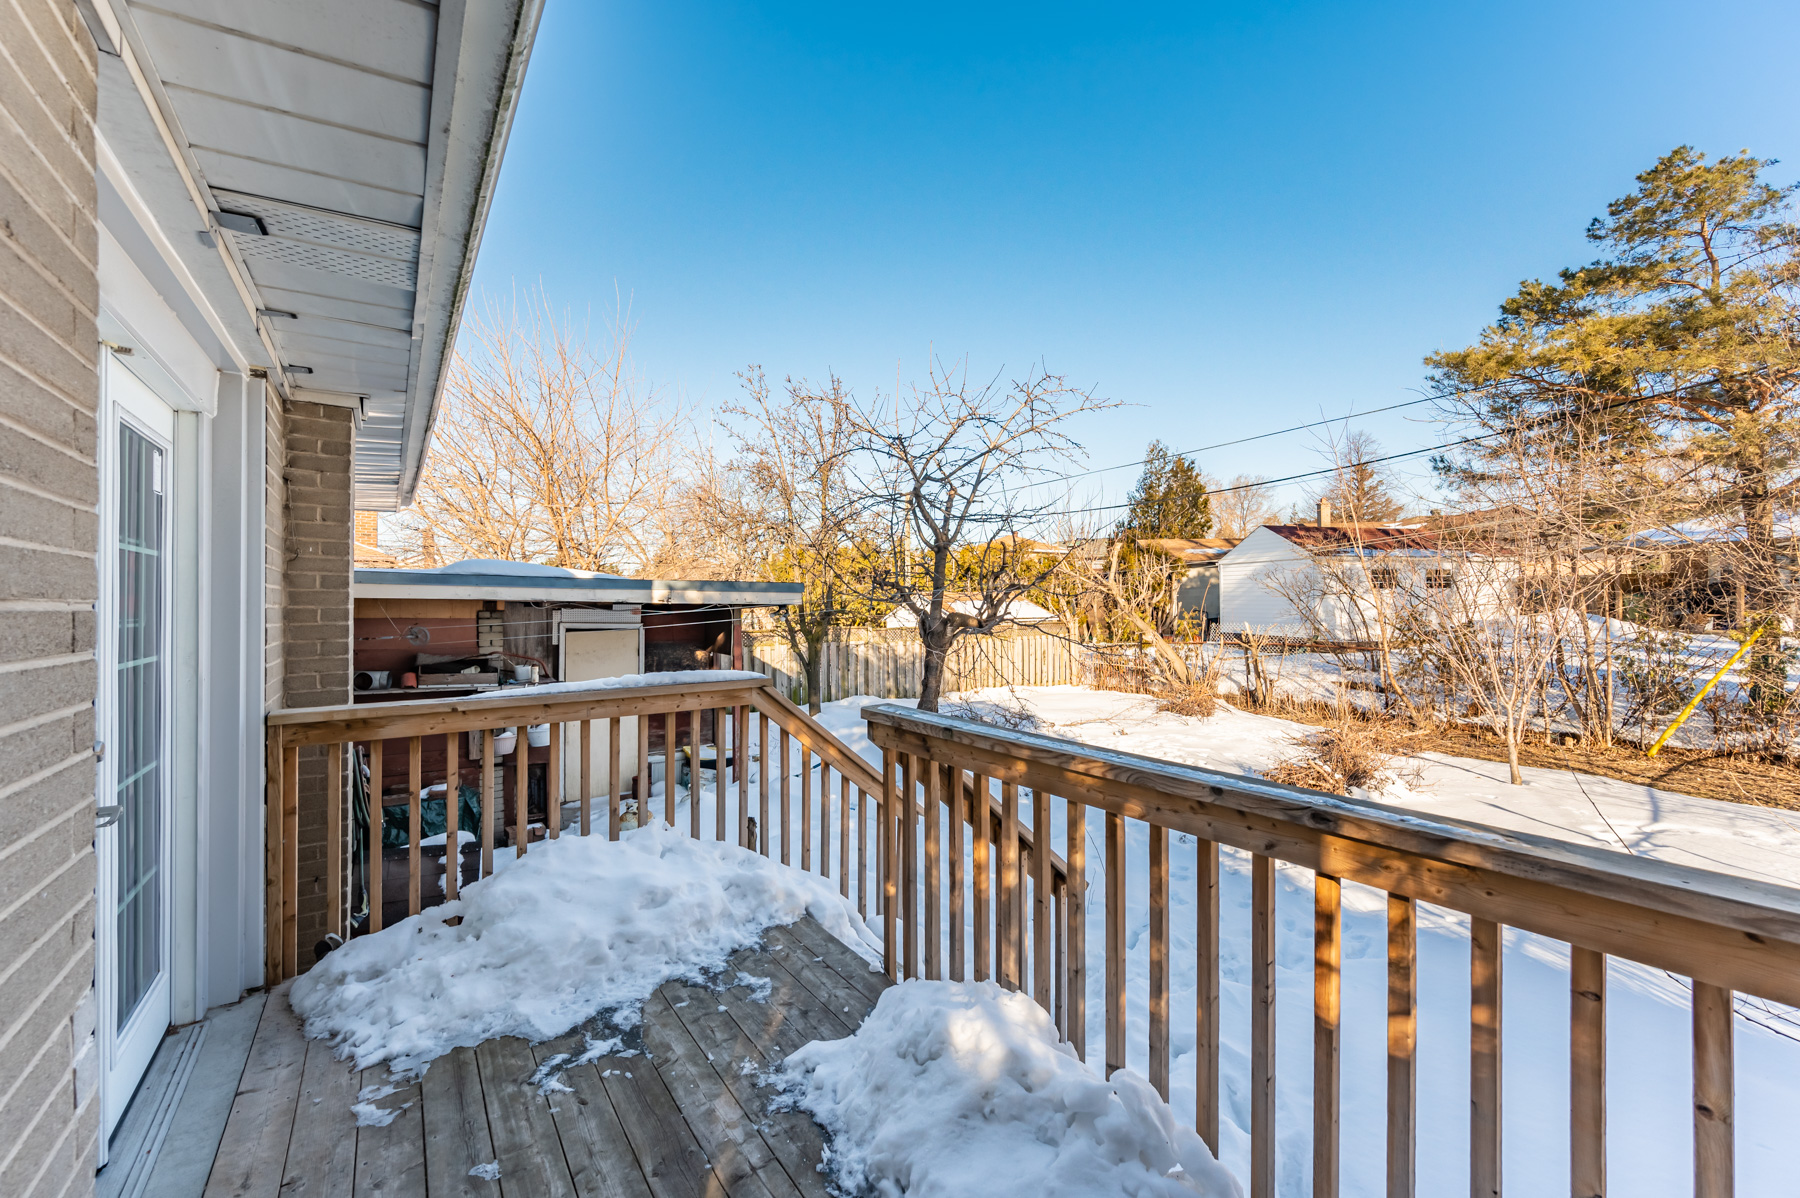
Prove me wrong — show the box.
[468,0,1800,516]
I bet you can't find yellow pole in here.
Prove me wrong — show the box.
[1646,627,1765,758]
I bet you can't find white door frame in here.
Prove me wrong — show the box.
[96,354,177,1141]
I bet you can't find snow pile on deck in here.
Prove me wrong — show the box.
[289,821,880,1075]
[780,981,1241,1198]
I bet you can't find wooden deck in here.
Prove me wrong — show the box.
[202,918,890,1198]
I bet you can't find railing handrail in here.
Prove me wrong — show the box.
[268,675,770,745]
[863,701,1800,1006]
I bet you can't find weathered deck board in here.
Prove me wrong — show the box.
[205,918,888,1197]
[202,980,307,1198]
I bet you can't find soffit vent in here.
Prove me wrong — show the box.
[211,189,421,291]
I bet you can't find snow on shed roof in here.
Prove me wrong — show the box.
[354,560,803,606]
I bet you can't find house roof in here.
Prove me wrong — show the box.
[94,0,544,509]
[1137,537,1242,563]
[354,561,802,606]
[1263,525,1444,552]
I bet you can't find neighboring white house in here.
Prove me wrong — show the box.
[1217,524,1518,639]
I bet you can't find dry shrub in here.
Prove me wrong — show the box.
[1156,682,1218,718]
[1154,645,1225,718]
[1263,698,1420,796]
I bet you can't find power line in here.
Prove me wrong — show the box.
[1035,392,1448,489]
[1029,433,1493,521]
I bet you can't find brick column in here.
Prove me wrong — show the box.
[282,400,355,958]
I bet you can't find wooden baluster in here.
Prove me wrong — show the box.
[760,713,772,856]
[548,722,562,839]
[1387,893,1417,1198]
[1693,982,1735,1198]
[480,732,495,878]
[1571,946,1607,1198]
[907,751,921,978]
[853,782,865,912]
[444,733,460,902]
[1105,810,1126,1076]
[716,708,729,842]
[821,764,834,878]
[1149,822,1170,1100]
[1000,781,1021,991]
[839,771,851,898]
[734,704,749,847]
[881,750,898,979]
[1033,786,1053,1013]
[408,737,422,915]
[1054,879,1066,1034]
[1064,796,1086,1059]
[689,712,702,838]
[512,728,528,856]
[578,719,591,837]
[1253,854,1278,1198]
[1470,917,1502,1198]
[779,726,792,864]
[607,717,621,841]
[327,743,343,935]
[663,711,676,827]
[948,766,964,982]
[1196,837,1220,1154]
[282,742,299,975]
[797,738,809,868]
[1315,874,1342,1198]
[972,776,991,982]
[368,739,384,933]
[637,713,652,836]
[924,759,942,980]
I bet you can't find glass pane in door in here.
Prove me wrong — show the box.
[115,423,164,1025]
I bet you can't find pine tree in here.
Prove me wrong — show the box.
[1119,441,1213,538]
[1313,431,1403,523]
[1429,147,1800,610]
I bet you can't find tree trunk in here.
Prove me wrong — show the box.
[803,636,825,715]
[1505,727,1522,786]
[917,623,950,712]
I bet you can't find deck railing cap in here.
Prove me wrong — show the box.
[861,701,1800,942]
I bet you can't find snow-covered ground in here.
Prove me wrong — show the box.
[808,686,1800,1198]
[290,822,878,1076]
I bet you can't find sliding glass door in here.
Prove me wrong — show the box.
[98,359,174,1136]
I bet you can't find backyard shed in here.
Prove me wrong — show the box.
[350,560,801,923]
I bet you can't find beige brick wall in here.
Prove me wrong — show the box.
[264,385,284,711]
[0,1,103,1194]
[282,400,353,954]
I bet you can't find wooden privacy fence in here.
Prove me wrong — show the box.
[746,627,1083,704]
[262,675,1063,989]
[863,702,1800,1198]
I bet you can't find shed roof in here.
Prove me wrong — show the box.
[354,561,803,606]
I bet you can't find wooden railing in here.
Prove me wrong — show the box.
[262,675,1063,989]
[863,703,1800,1198]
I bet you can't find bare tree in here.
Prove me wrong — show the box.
[1302,429,1405,523]
[1209,473,1280,538]
[721,368,880,712]
[394,297,686,572]
[839,358,1115,712]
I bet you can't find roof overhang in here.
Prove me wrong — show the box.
[94,0,543,509]
[354,569,805,607]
